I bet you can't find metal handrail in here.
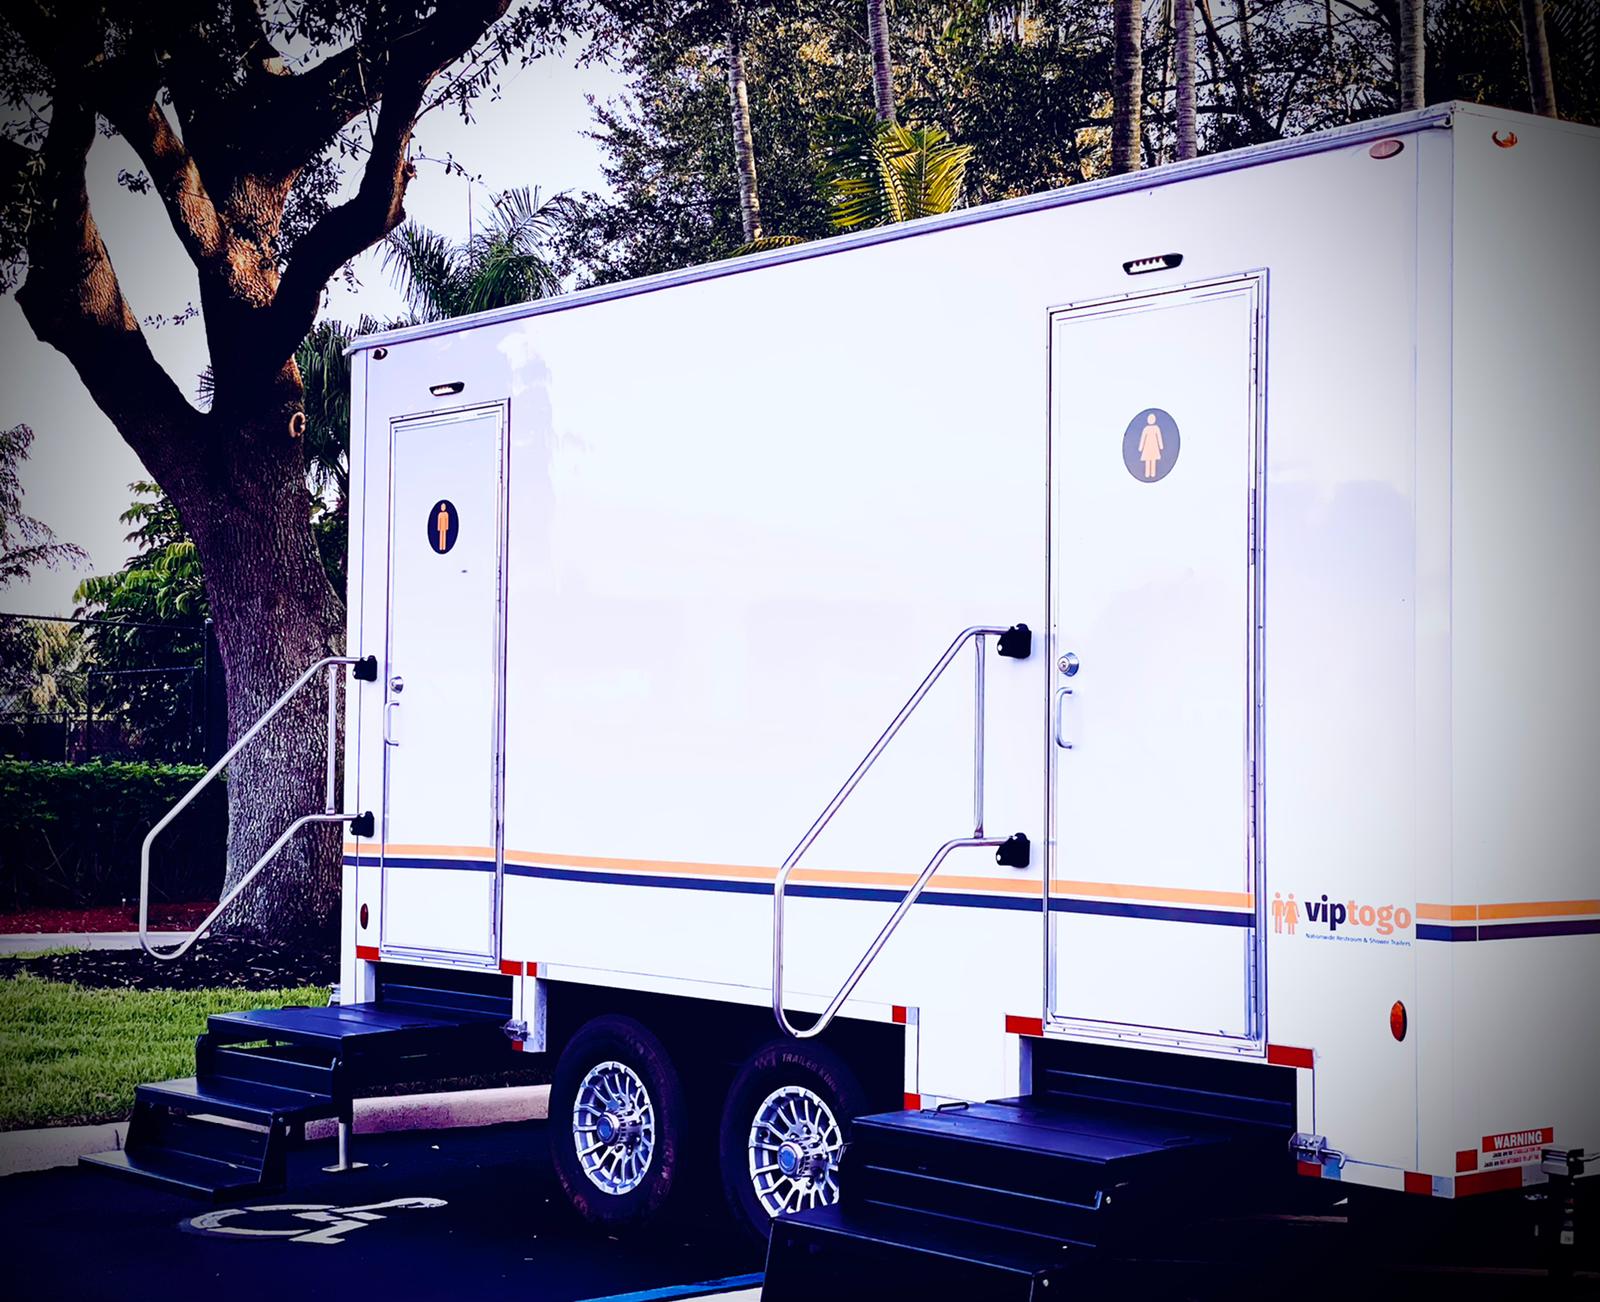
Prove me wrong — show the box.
[140,655,365,960]
[772,626,1017,1038]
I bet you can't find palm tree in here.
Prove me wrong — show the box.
[726,0,765,243]
[1113,0,1144,174]
[382,187,572,323]
[1397,0,1425,110]
[1520,0,1558,117]
[823,119,973,231]
[1175,0,1197,160]
[867,0,896,124]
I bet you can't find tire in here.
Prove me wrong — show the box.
[549,1015,687,1230]
[718,1038,870,1242]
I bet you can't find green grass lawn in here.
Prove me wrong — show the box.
[0,973,329,1130]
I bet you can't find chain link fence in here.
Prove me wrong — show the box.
[0,612,225,765]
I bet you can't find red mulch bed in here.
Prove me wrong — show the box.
[0,903,215,934]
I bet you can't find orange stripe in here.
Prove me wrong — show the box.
[1051,879,1254,910]
[1416,903,1477,922]
[376,844,1044,895]
[1476,899,1600,921]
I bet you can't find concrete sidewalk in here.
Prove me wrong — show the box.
[0,1083,551,1177]
[0,931,184,955]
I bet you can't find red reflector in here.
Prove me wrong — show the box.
[1297,1161,1323,1179]
[1404,1171,1433,1196]
[1390,1000,1408,1041]
[359,903,369,930]
[1005,1015,1044,1037]
[1456,1149,1478,1173]
[499,959,523,977]
[356,944,380,962]
[1267,1044,1314,1069]
[891,1005,908,1025]
[1369,138,1405,160]
[903,1093,922,1111]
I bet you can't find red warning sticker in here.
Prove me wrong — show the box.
[1481,1126,1553,1169]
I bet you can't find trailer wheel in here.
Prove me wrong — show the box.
[718,1038,869,1241]
[550,1015,686,1229]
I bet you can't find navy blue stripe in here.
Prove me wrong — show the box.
[1478,918,1600,941]
[350,854,1040,911]
[576,1274,764,1302]
[1417,919,1600,942]
[505,861,1039,911]
[1417,923,1477,942]
[1049,897,1255,928]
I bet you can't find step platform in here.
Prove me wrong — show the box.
[763,1095,1290,1297]
[82,993,515,1200]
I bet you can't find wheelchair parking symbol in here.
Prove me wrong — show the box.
[187,1196,446,1246]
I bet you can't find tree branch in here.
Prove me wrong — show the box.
[260,1,512,368]
[263,1,514,172]
[13,88,203,477]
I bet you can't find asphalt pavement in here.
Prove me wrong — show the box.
[4,1121,764,1302]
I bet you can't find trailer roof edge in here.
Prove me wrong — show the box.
[346,103,1468,356]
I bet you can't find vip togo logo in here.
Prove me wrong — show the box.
[1273,892,1413,938]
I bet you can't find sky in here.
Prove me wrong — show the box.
[2,46,625,617]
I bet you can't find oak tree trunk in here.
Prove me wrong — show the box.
[1176,0,1197,159]
[1520,0,1558,118]
[867,0,896,124]
[727,4,764,243]
[1113,0,1144,174]
[162,406,346,938]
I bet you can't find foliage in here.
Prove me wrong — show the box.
[0,760,226,909]
[0,423,84,590]
[822,118,974,230]
[384,187,575,322]
[70,485,209,760]
[561,0,1600,286]
[0,975,327,1129]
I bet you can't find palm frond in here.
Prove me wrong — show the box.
[822,119,972,232]
[381,223,464,323]
[729,234,808,257]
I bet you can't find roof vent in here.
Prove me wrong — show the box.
[1123,252,1183,276]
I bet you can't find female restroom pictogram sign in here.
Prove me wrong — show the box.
[1121,408,1180,483]
[428,500,459,554]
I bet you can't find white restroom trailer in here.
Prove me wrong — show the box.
[335,103,1598,1243]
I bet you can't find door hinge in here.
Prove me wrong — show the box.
[1291,1133,1346,1169]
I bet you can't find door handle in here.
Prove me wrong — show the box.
[384,700,400,746]
[1053,687,1074,749]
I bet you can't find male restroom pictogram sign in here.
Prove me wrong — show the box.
[428,500,459,554]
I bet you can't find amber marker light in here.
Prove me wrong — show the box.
[1390,1000,1408,1041]
[1369,139,1405,160]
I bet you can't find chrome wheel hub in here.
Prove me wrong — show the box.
[573,1060,656,1196]
[748,1085,843,1217]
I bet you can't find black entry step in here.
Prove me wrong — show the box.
[847,1098,1253,1245]
[82,985,517,1200]
[136,1075,338,1126]
[763,1202,1078,1301]
[80,1146,275,1200]
[206,1000,504,1051]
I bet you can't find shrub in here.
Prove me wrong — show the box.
[0,760,225,910]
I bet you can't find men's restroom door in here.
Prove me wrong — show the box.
[1046,276,1265,1049]
[381,404,509,965]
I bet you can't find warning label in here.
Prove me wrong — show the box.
[1481,1126,1553,1169]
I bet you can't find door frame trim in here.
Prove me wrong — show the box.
[379,399,511,969]
[1040,270,1269,1056]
